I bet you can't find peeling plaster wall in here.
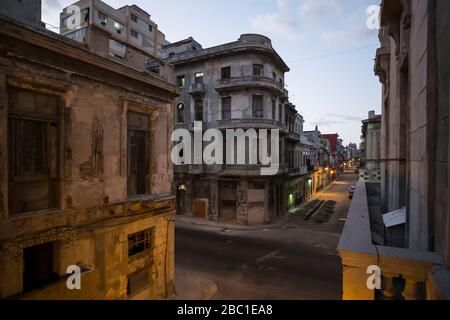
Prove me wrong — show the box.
[0,20,176,299]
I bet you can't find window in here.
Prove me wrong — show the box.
[195,72,204,84]
[131,14,138,23]
[23,242,58,293]
[222,97,231,120]
[176,103,185,123]
[131,29,139,38]
[128,228,154,257]
[114,21,124,33]
[8,88,59,214]
[195,100,203,122]
[272,100,276,120]
[62,8,89,29]
[272,72,277,80]
[221,66,231,80]
[127,112,149,197]
[148,24,153,33]
[252,95,264,119]
[98,11,108,24]
[253,64,264,76]
[65,27,86,40]
[177,75,186,88]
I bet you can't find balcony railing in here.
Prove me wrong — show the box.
[216,76,284,94]
[174,164,205,175]
[189,83,206,97]
[338,182,445,300]
[217,118,283,130]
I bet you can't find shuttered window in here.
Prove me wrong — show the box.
[127,112,149,197]
[222,97,231,120]
[252,95,263,119]
[8,88,59,214]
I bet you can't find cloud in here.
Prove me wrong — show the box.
[249,0,300,41]
[321,25,376,46]
[298,0,343,18]
[310,119,346,128]
[326,113,361,122]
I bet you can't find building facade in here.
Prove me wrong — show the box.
[60,0,168,74]
[339,0,450,300]
[0,5,177,299]
[165,34,292,224]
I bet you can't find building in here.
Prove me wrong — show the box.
[0,2,178,299]
[60,0,169,74]
[339,0,450,300]
[285,103,308,209]
[359,111,382,181]
[320,133,342,179]
[165,34,291,225]
[303,127,332,193]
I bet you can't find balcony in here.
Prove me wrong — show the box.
[216,76,284,95]
[281,88,289,101]
[189,83,206,98]
[174,164,205,175]
[286,130,300,141]
[217,118,283,130]
[338,182,447,300]
[219,164,287,177]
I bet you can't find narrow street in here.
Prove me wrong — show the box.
[175,169,358,300]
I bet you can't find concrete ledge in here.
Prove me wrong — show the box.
[429,266,450,300]
[338,182,445,300]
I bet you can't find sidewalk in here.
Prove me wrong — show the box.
[171,268,218,300]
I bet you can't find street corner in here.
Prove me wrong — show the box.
[172,268,218,300]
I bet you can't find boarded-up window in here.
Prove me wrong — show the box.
[127,112,149,197]
[8,88,59,214]
[195,100,203,122]
[252,95,263,119]
[128,228,154,257]
[222,97,231,120]
[127,267,149,296]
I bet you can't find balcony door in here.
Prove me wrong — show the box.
[127,112,149,197]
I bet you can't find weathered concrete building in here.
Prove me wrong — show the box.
[60,0,168,73]
[0,3,177,299]
[339,0,450,300]
[359,111,382,182]
[164,34,291,224]
[303,127,332,193]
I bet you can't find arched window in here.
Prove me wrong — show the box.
[176,103,185,123]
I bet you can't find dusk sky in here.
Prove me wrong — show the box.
[42,0,382,145]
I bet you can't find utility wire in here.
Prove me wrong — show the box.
[289,44,378,63]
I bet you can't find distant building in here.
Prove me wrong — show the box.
[359,111,381,181]
[60,0,169,74]
[0,0,43,29]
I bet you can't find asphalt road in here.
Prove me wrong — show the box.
[175,170,358,300]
